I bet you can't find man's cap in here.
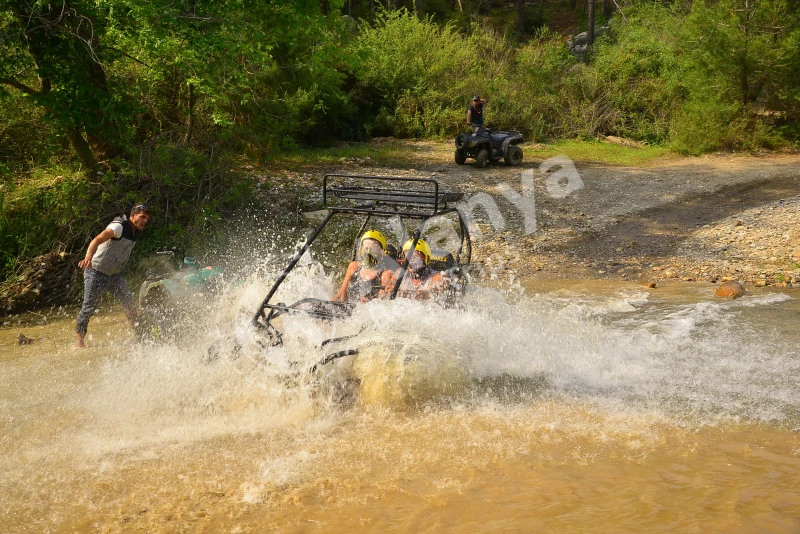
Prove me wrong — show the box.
[472,96,479,101]
[131,203,151,214]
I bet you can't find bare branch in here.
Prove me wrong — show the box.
[108,47,152,68]
[176,14,216,21]
[610,0,628,23]
[0,77,39,95]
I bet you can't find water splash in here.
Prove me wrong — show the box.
[65,243,800,460]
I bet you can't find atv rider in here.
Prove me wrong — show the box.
[333,230,398,303]
[467,96,487,134]
[383,239,449,300]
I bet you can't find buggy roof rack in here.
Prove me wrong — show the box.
[323,174,463,218]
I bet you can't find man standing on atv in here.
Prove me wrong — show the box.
[467,96,487,134]
[333,230,398,304]
[75,203,150,348]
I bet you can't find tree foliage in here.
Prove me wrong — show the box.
[2,0,800,290]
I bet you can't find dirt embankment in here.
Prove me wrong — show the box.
[301,146,800,289]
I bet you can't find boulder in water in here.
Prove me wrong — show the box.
[715,281,745,299]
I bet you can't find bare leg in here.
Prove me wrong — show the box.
[124,309,138,328]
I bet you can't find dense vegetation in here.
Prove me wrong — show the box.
[1,0,799,308]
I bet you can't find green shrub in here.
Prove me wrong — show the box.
[590,6,686,143]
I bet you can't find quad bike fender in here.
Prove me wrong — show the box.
[138,279,174,308]
[501,136,513,155]
[501,135,524,159]
[472,140,492,153]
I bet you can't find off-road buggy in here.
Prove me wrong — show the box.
[454,129,524,168]
[251,174,475,372]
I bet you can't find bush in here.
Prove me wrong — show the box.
[590,6,686,143]
[669,0,800,151]
[0,141,252,283]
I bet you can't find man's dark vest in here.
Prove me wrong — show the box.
[91,216,140,275]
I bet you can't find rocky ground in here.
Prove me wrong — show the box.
[276,144,800,291]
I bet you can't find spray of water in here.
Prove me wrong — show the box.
[68,231,800,462]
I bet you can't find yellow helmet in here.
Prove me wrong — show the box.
[360,229,386,251]
[402,238,431,264]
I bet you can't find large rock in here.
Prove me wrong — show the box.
[714,280,745,299]
[567,26,609,59]
[572,32,588,47]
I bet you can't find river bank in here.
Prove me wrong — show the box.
[264,141,800,292]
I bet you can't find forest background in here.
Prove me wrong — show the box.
[1,0,799,310]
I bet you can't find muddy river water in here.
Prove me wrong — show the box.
[1,278,799,532]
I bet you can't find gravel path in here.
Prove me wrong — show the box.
[312,147,800,290]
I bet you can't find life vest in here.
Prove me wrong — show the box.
[346,265,384,302]
[92,216,141,275]
[469,103,484,125]
[398,267,438,292]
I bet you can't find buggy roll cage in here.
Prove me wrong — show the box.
[252,174,472,332]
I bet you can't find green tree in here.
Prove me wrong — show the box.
[672,0,800,151]
[0,1,125,169]
[0,0,350,169]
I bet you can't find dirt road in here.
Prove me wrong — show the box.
[319,147,800,288]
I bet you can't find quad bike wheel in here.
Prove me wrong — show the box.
[505,145,523,166]
[454,149,466,165]
[475,149,489,168]
[137,282,174,342]
[455,134,469,150]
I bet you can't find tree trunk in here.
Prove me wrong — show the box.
[10,0,119,166]
[415,0,424,15]
[184,83,196,144]
[740,0,751,105]
[66,127,98,171]
[587,0,596,46]
[77,14,121,160]
[602,0,612,17]
[516,0,525,36]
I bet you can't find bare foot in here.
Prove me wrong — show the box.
[75,333,86,349]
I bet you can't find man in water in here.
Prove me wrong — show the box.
[333,230,398,303]
[75,204,151,348]
[385,238,449,300]
[466,95,487,134]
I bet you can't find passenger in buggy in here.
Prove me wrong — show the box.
[333,230,399,303]
[381,239,450,301]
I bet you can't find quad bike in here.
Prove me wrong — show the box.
[454,128,524,168]
[137,248,225,341]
